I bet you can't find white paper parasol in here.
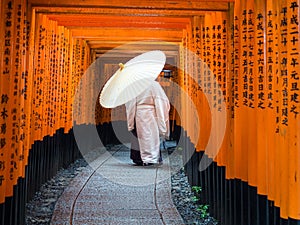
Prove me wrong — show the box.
[99,50,166,108]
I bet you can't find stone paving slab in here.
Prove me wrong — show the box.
[51,144,184,225]
[72,209,161,219]
[72,218,164,225]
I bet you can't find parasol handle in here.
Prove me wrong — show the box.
[119,63,125,71]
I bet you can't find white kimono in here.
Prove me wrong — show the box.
[125,81,170,164]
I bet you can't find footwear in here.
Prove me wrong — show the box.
[133,161,143,166]
[142,162,163,166]
[143,162,154,166]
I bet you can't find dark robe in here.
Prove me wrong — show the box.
[130,128,143,165]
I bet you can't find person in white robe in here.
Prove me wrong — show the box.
[125,80,170,165]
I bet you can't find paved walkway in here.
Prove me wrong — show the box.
[50,144,184,225]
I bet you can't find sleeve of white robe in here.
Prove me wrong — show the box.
[125,98,136,131]
[152,82,170,138]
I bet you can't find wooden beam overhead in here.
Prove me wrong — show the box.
[70,28,183,42]
[46,14,190,29]
[29,0,232,12]
[93,49,179,58]
[28,0,232,51]
[87,40,180,51]
[34,6,224,17]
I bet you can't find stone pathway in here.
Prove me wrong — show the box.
[50,144,184,225]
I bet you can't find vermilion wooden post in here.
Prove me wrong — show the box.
[216,11,228,169]
[192,15,202,152]
[5,0,17,199]
[287,0,300,220]
[246,0,257,189]
[0,0,7,204]
[42,15,49,140]
[254,0,267,195]
[278,0,289,219]
[19,0,27,179]
[186,22,192,146]
[64,28,71,133]
[270,0,282,219]
[233,0,244,185]
[206,12,216,160]
[55,23,62,133]
[66,33,74,133]
[181,29,187,143]
[24,7,36,169]
[265,0,277,207]
[225,5,235,225]
[201,14,212,155]
[226,2,235,182]
[30,13,42,144]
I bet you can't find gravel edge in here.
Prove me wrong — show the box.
[25,159,88,225]
[25,146,218,225]
[168,148,218,225]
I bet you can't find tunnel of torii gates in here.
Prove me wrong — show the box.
[0,0,300,224]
